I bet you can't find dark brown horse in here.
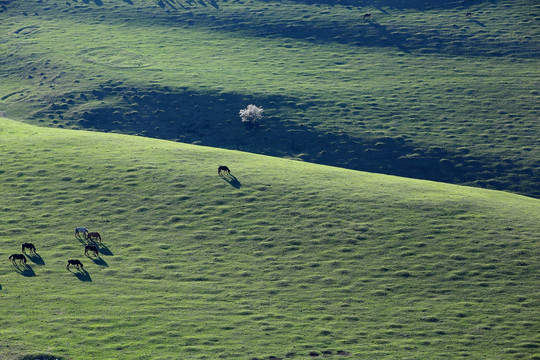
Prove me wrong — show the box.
[87,232,102,243]
[218,165,230,175]
[9,254,27,265]
[67,259,84,270]
[85,244,99,257]
[22,242,36,254]
[363,13,372,19]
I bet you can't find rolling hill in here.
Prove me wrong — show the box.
[0,0,539,197]
[0,117,539,359]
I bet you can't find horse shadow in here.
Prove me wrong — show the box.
[14,263,36,277]
[69,268,92,282]
[86,254,109,267]
[469,19,486,27]
[76,235,87,245]
[97,243,113,256]
[27,253,45,266]
[220,173,241,189]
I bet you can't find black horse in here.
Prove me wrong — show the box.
[22,242,36,254]
[218,165,231,175]
[67,259,84,270]
[9,254,27,265]
[85,244,99,257]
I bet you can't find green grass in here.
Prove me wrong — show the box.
[0,117,539,359]
[0,0,538,196]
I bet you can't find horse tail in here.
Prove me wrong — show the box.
[9,255,13,261]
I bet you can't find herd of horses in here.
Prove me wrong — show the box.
[8,227,103,271]
[9,166,232,274]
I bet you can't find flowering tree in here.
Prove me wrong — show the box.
[239,104,264,127]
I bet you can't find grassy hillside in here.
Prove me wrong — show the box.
[0,117,539,359]
[0,0,538,197]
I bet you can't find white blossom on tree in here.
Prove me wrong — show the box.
[239,104,264,127]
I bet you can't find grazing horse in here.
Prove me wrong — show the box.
[75,227,89,239]
[218,165,230,175]
[85,244,99,257]
[466,12,472,17]
[67,259,84,270]
[22,242,36,254]
[9,254,27,265]
[363,13,372,19]
[87,232,102,243]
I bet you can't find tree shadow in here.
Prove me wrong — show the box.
[220,173,241,189]
[14,263,36,277]
[27,253,45,266]
[97,243,113,256]
[69,268,92,282]
[86,254,109,267]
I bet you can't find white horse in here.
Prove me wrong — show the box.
[75,227,89,239]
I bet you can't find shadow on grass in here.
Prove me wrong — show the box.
[220,173,241,189]
[76,234,87,245]
[27,253,45,266]
[16,354,63,360]
[35,83,539,198]
[153,1,537,58]
[284,0,487,11]
[82,0,103,5]
[14,263,36,277]
[97,243,113,256]
[86,254,109,267]
[69,268,92,282]
[469,18,487,27]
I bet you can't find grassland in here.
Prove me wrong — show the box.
[0,117,539,359]
[0,0,539,197]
